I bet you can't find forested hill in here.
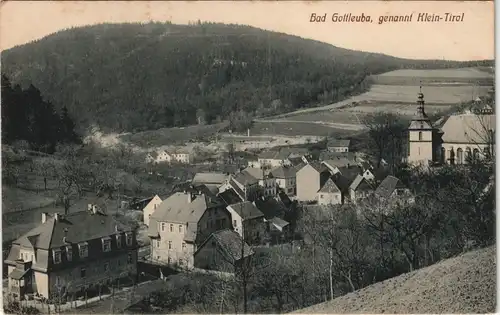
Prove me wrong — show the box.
[1,22,493,133]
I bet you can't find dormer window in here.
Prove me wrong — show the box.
[102,237,112,252]
[78,242,88,258]
[126,233,133,246]
[53,249,62,264]
[116,234,122,249]
[66,246,73,261]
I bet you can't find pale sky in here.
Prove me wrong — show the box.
[0,1,494,60]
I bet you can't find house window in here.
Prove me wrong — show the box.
[116,235,122,249]
[168,257,172,264]
[78,243,89,258]
[418,132,423,141]
[66,246,73,261]
[168,241,172,250]
[179,225,183,233]
[80,268,86,278]
[53,250,62,264]
[154,204,157,210]
[104,262,110,272]
[161,223,166,232]
[126,233,133,246]
[127,253,133,264]
[179,259,184,266]
[182,242,186,250]
[102,237,111,252]
[170,224,174,232]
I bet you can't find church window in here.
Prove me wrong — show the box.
[418,132,423,141]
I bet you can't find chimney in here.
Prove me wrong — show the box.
[247,129,250,137]
[115,225,119,233]
[41,212,48,223]
[54,213,61,221]
[187,192,192,203]
[63,236,67,243]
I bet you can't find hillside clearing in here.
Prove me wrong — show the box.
[2,186,55,213]
[292,245,496,314]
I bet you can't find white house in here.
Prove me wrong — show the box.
[143,195,163,226]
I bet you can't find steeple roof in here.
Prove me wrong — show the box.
[408,85,434,130]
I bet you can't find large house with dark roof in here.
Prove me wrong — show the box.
[148,191,231,269]
[193,229,254,273]
[226,201,266,245]
[5,208,138,300]
[242,167,277,197]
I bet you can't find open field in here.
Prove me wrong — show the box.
[266,67,493,121]
[248,121,359,137]
[293,245,496,314]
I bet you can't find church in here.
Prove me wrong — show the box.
[406,87,495,166]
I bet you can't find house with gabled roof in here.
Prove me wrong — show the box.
[5,209,138,300]
[148,191,231,269]
[143,195,163,227]
[349,175,374,204]
[226,201,266,245]
[317,178,342,205]
[219,171,260,201]
[374,175,413,204]
[269,165,301,196]
[193,229,254,273]
[326,139,351,153]
[296,162,332,202]
[192,172,229,186]
[242,167,277,197]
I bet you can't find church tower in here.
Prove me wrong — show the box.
[407,86,438,166]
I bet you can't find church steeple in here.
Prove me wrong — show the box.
[416,83,427,119]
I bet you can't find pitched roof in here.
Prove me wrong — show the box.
[269,217,290,229]
[441,114,495,144]
[350,174,374,191]
[148,151,159,159]
[218,188,244,206]
[269,165,298,178]
[228,201,264,220]
[258,147,310,160]
[192,172,229,185]
[208,229,254,261]
[332,173,352,192]
[13,211,134,250]
[233,171,259,186]
[253,197,287,220]
[242,167,265,180]
[151,192,216,223]
[306,162,330,173]
[318,178,341,194]
[323,157,354,169]
[319,151,358,161]
[337,166,363,182]
[327,139,351,147]
[288,156,305,166]
[375,176,406,198]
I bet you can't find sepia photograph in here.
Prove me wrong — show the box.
[0,1,495,314]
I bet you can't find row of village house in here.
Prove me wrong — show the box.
[141,143,413,274]
[3,140,409,301]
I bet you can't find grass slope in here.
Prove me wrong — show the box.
[2,22,492,134]
[293,246,496,314]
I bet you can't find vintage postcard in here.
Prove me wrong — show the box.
[0,1,495,314]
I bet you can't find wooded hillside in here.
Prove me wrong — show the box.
[1,22,493,133]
